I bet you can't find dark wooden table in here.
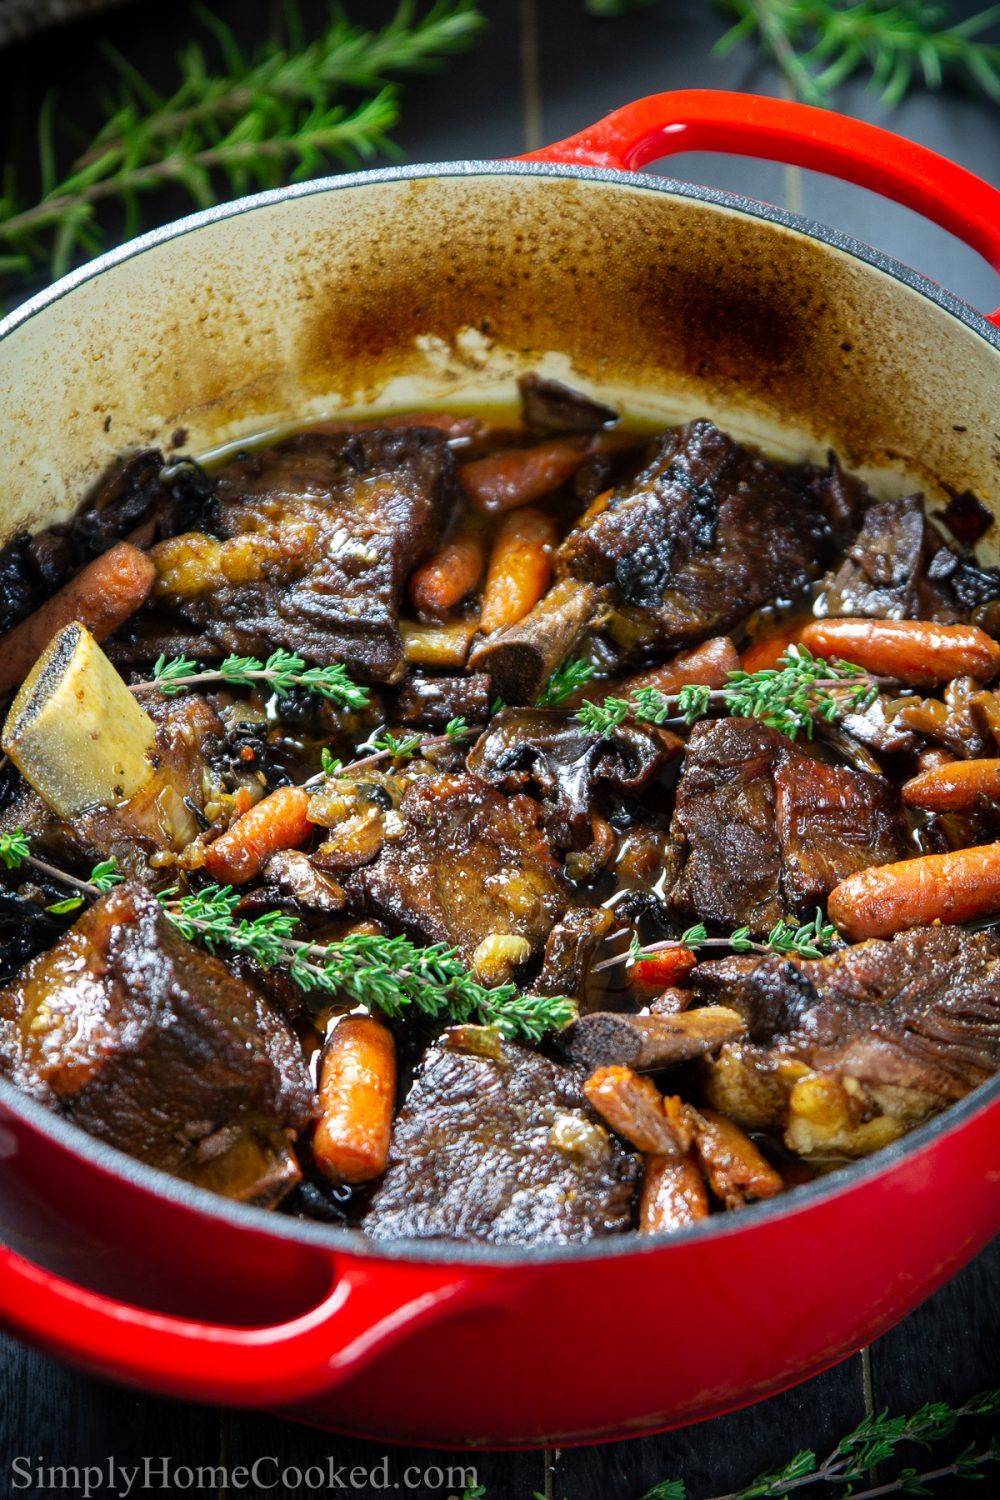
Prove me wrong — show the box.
[1,2,998,1496]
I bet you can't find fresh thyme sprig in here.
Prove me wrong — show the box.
[0,835,572,1041]
[577,646,880,742]
[0,2,486,285]
[46,859,123,915]
[638,1386,1000,1500]
[0,835,124,912]
[306,716,473,786]
[0,830,30,872]
[134,649,371,709]
[162,884,575,1040]
[601,910,839,973]
[537,656,596,708]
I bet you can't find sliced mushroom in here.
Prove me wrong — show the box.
[468,704,679,848]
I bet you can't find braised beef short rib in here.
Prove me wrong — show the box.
[667,719,909,932]
[365,1035,637,1244]
[0,885,316,1204]
[347,771,577,965]
[152,427,454,682]
[559,420,830,657]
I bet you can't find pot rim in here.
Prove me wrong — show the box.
[2,159,999,354]
[1,157,998,1269]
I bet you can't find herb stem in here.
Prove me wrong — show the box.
[2,95,398,244]
[23,854,99,897]
[593,935,741,973]
[577,647,888,742]
[1,2,486,284]
[844,1449,996,1500]
[713,0,1000,108]
[134,650,371,710]
[77,4,482,172]
[640,1387,1000,1500]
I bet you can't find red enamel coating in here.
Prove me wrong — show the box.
[2,1076,998,1444]
[521,90,1000,324]
[0,1237,472,1406]
[0,91,999,1444]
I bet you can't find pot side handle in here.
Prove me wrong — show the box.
[0,1239,472,1406]
[520,90,1000,326]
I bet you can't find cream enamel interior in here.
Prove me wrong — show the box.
[0,168,997,553]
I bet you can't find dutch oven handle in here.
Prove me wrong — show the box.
[520,89,1000,324]
[0,1239,473,1405]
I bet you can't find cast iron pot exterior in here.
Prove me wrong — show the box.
[0,92,998,1446]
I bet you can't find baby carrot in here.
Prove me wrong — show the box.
[459,438,588,515]
[800,618,1000,686]
[0,542,155,695]
[479,507,557,635]
[741,617,810,673]
[409,521,487,617]
[204,784,314,885]
[639,1154,710,1234]
[902,758,1000,813]
[313,1016,397,1185]
[827,842,1000,940]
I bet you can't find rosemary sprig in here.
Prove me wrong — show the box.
[577,646,880,742]
[0,837,572,1041]
[638,1386,1000,1500]
[602,910,839,973]
[537,656,596,708]
[714,0,1000,107]
[1,2,485,285]
[584,0,1000,107]
[85,1,486,171]
[134,649,371,709]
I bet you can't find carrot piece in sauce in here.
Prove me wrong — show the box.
[800,618,1000,687]
[313,1016,397,1185]
[479,507,557,635]
[828,842,1000,940]
[204,785,314,886]
[0,542,155,695]
[460,437,589,515]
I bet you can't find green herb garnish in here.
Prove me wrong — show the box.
[537,657,596,708]
[637,1384,1000,1500]
[577,646,879,742]
[0,2,486,285]
[138,649,370,709]
[607,909,839,973]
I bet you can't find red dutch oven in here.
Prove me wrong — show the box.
[0,91,998,1448]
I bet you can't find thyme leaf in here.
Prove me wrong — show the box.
[537,656,596,707]
[0,835,573,1042]
[600,909,840,973]
[576,646,880,742]
[636,1385,1000,1498]
[137,649,370,709]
